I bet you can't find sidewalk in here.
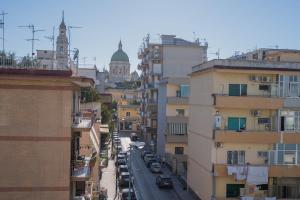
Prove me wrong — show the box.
[162,166,198,200]
[100,143,117,200]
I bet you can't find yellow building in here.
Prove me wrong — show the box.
[188,59,300,200]
[157,77,189,174]
[0,66,101,199]
[117,99,141,132]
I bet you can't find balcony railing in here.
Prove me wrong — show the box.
[72,158,91,180]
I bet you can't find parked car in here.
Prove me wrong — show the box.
[144,154,154,163]
[150,162,161,173]
[116,158,126,166]
[119,188,136,200]
[146,159,158,168]
[117,165,129,176]
[156,175,173,188]
[141,150,152,159]
[117,154,126,160]
[130,132,138,141]
[118,172,134,187]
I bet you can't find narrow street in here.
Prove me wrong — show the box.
[119,132,180,200]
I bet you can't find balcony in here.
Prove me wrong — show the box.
[167,97,189,105]
[213,94,283,109]
[166,134,188,143]
[213,164,300,178]
[71,158,91,181]
[166,116,188,123]
[72,115,92,132]
[214,130,280,144]
[214,130,300,144]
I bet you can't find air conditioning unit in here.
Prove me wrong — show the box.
[250,110,261,117]
[260,76,272,83]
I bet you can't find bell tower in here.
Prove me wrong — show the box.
[56,11,68,69]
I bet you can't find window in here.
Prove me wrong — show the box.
[258,118,270,124]
[271,144,300,165]
[175,147,184,155]
[228,117,246,131]
[226,184,245,198]
[176,109,185,116]
[280,111,300,131]
[227,151,245,165]
[168,123,187,135]
[259,85,270,91]
[257,151,268,158]
[126,112,130,117]
[180,85,190,97]
[229,84,247,96]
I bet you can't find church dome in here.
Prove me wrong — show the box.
[110,41,129,62]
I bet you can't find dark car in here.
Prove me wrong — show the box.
[156,175,173,189]
[146,158,158,168]
[118,172,133,187]
[117,165,129,176]
[117,154,126,160]
[141,150,152,159]
[116,158,126,166]
[120,188,136,200]
[130,133,138,141]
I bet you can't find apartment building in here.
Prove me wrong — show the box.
[157,77,190,175]
[0,59,101,200]
[117,99,141,132]
[138,34,207,150]
[188,58,300,200]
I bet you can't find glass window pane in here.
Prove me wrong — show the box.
[277,151,284,164]
[180,85,190,97]
[229,84,240,96]
[285,144,296,150]
[241,84,247,96]
[278,144,284,150]
[239,118,247,130]
[285,117,295,130]
[298,151,300,164]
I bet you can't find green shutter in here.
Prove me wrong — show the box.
[228,117,239,131]
[226,184,245,197]
[229,84,240,96]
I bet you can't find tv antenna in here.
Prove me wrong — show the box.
[0,11,8,53]
[18,24,45,57]
[67,25,82,58]
[209,48,220,59]
[45,26,55,52]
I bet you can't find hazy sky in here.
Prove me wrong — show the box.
[1,0,300,72]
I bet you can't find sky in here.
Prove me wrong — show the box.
[1,0,300,72]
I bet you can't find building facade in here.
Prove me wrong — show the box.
[157,77,189,175]
[138,34,207,150]
[109,41,130,82]
[117,99,141,132]
[188,58,300,200]
[0,61,103,199]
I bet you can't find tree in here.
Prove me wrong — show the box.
[101,104,112,124]
[81,87,100,103]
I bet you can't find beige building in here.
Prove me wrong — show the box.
[117,99,141,132]
[157,77,189,175]
[138,34,207,149]
[0,62,101,199]
[188,58,300,200]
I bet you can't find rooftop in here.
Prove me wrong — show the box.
[192,59,300,74]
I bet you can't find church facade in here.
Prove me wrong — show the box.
[109,41,130,82]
